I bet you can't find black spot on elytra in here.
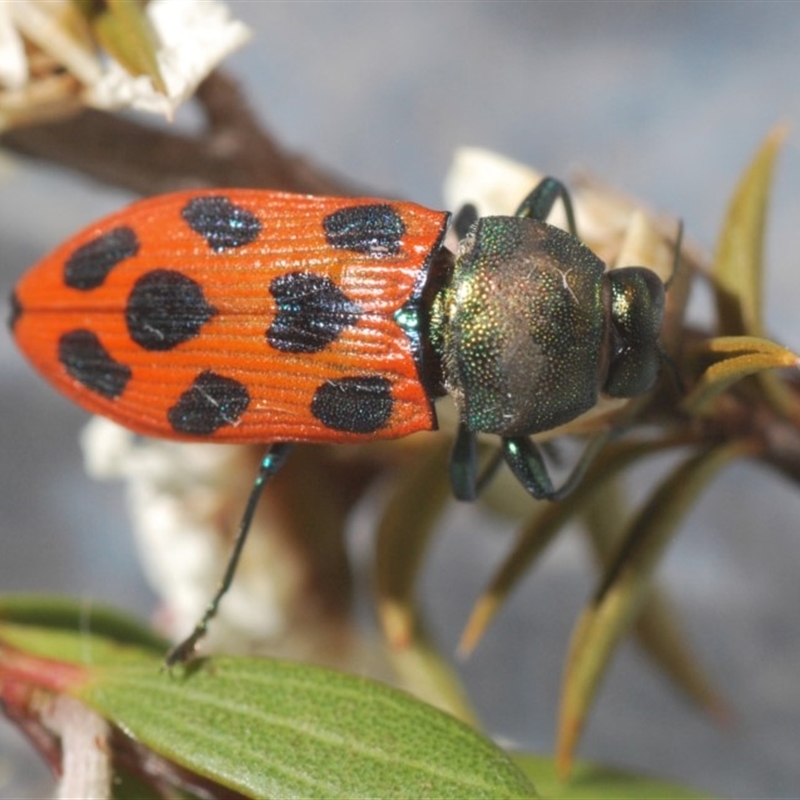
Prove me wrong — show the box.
[311,375,393,434]
[181,196,262,252]
[7,290,22,332]
[58,329,131,399]
[64,226,139,290]
[126,269,216,351]
[322,204,405,257]
[266,271,362,354]
[167,370,250,435]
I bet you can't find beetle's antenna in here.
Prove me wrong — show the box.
[658,344,685,395]
[658,220,685,394]
[663,219,683,291]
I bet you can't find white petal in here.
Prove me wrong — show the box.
[9,0,101,86]
[0,5,28,89]
[443,147,544,217]
[86,0,251,116]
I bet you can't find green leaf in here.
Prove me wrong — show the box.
[713,125,786,336]
[580,486,729,720]
[556,439,761,778]
[0,621,157,672]
[0,594,166,653]
[1,609,534,798]
[385,625,478,727]
[80,657,535,799]
[682,335,799,415]
[514,754,713,799]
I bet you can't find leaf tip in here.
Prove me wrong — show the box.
[767,121,790,149]
[457,596,498,658]
[555,718,578,782]
[378,601,413,649]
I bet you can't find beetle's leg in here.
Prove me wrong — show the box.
[450,423,505,500]
[514,177,578,236]
[500,436,554,500]
[502,431,612,501]
[166,442,293,665]
[450,422,479,500]
[453,203,479,239]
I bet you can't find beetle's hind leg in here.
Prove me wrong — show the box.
[165,442,293,666]
[514,177,578,237]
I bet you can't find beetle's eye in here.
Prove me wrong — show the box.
[604,267,665,398]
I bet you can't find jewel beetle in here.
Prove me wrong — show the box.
[9,178,669,661]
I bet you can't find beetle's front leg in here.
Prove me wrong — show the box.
[514,177,578,236]
[501,430,613,502]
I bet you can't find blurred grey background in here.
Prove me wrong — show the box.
[2,3,800,797]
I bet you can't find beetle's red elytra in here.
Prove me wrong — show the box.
[11,190,450,445]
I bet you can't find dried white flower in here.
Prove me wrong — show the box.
[0,7,29,90]
[0,0,250,130]
[443,147,545,218]
[81,419,299,653]
[87,0,251,117]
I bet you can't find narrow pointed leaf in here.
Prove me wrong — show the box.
[630,592,731,722]
[757,367,800,424]
[375,438,452,648]
[459,436,693,656]
[556,439,761,778]
[713,124,786,336]
[682,338,798,415]
[0,594,167,653]
[387,626,478,726]
[695,334,800,357]
[73,0,166,93]
[580,487,729,720]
